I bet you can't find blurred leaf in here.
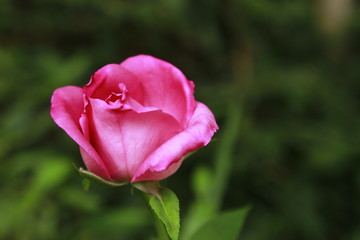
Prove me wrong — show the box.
[189,206,251,240]
[0,156,71,238]
[57,186,100,212]
[76,206,151,240]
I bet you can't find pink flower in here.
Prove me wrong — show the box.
[50,55,218,183]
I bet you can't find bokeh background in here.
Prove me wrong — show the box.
[1,0,360,239]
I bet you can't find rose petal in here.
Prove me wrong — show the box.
[87,97,183,181]
[83,64,145,104]
[50,86,111,179]
[120,55,196,127]
[132,102,218,182]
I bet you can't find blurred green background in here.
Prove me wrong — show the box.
[1,0,360,239]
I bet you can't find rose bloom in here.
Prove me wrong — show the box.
[50,55,218,183]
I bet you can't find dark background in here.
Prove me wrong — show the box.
[1,0,360,239]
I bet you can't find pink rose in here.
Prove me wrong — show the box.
[50,55,218,183]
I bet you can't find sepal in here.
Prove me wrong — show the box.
[77,167,128,187]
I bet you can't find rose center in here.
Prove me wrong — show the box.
[105,83,128,103]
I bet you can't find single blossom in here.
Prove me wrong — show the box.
[50,55,218,183]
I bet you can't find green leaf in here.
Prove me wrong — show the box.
[149,187,180,240]
[133,182,180,240]
[77,167,128,187]
[189,206,251,240]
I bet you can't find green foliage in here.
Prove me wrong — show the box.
[190,206,250,240]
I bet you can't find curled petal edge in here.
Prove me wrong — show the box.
[50,86,111,179]
[131,102,218,182]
